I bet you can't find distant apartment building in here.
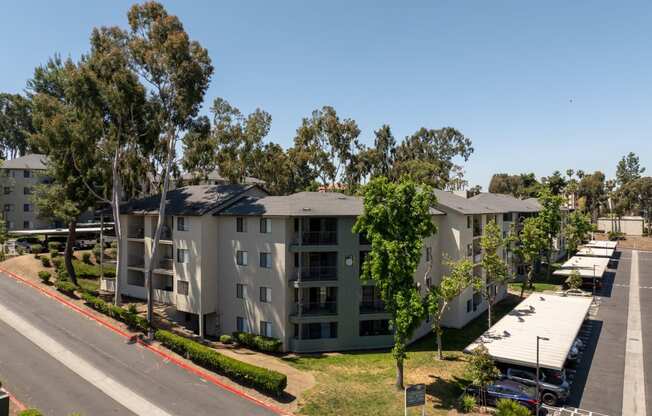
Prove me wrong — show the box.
[117,185,555,352]
[0,154,52,230]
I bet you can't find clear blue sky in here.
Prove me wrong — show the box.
[2,1,651,188]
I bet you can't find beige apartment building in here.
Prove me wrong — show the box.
[0,154,53,230]
[117,185,549,352]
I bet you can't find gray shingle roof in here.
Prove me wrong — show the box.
[121,184,257,216]
[470,193,541,213]
[1,154,47,170]
[219,191,445,217]
[432,189,505,214]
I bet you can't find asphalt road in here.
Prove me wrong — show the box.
[572,248,651,416]
[0,273,277,416]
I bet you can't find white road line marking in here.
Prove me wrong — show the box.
[623,250,647,416]
[0,302,175,416]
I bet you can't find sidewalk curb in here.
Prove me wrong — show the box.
[0,267,292,416]
[3,387,27,412]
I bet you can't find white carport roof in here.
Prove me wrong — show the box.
[576,246,615,258]
[553,256,610,278]
[464,294,592,371]
[585,240,618,249]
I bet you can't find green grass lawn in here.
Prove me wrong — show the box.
[284,295,522,416]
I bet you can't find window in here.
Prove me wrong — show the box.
[23,204,31,212]
[236,283,246,299]
[467,216,471,228]
[23,170,31,178]
[4,204,13,212]
[359,232,371,245]
[23,221,31,229]
[236,250,248,266]
[259,252,272,268]
[260,321,272,337]
[177,280,189,295]
[298,322,338,339]
[259,218,272,233]
[236,217,246,232]
[236,316,248,332]
[23,187,32,195]
[260,286,272,303]
[426,247,432,262]
[466,299,472,313]
[3,187,11,195]
[177,248,189,263]
[472,292,482,311]
[177,217,190,231]
[503,212,512,222]
[5,221,13,230]
[359,319,392,336]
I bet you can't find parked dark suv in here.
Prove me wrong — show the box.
[464,380,539,412]
[502,366,569,406]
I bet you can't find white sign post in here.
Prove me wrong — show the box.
[404,383,426,416]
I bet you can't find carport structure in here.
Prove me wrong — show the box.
[464,294,593,371]
[553,256,611,279]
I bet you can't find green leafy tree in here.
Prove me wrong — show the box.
[616,152,645,187]
[0,93,35,158]
[542,170,566,195]
[567,270,582,290]
[393,127,473,189]
[29,57,99,286]
[353,177,437,389]
[293,106,361,189]
[495,399,531,416]
[427,258,473,359]
[477,220,509,328]
[513,216,547,297]
[126,1,213,332]
[564,210,594,257]
[488,172,542,198]
[578,171,606,221]
[465,345,500,408]
[537,186,564,280]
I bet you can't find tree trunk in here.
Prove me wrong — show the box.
[547,241,553,281]
[111,150,123,307]
[487,300,492,328]
[64,218,78,286]
[436,329,443,360]
[396,358,404,390]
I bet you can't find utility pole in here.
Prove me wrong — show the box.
[536,335,550,415]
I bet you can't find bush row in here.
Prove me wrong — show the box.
[155,329,287,396]
[80,292,149,332]
[232,331,283,353]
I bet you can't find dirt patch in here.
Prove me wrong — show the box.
[593,233,652,251]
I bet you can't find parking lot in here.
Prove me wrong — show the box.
[562,248,652,416]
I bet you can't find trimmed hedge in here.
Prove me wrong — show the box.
[219,334,233,344]
[48,241,64,252]
[38,271,51,283]
[82,252,92,264]
[30,243,44,254]
[52,257,63,269]
[18,410,43,416]
[155,329,287,396]
[50,249,60,258]
[80,292,149,332]
[55,280,77,295]
[232,331,283,353]
[41,256,51,267]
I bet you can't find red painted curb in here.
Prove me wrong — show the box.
[0,268,291,416]
[6,388,27,411]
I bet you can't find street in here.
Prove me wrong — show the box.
[0,273,278,416]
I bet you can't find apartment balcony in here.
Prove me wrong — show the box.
[296,266,338,282]
[359,300,386,314]
[295,231,338,246]
[153,288,174,305]
[292,301,337,316]
[154,257,174,274]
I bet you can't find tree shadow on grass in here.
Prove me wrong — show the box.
[426,375,468,411]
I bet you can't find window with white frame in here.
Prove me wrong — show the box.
[260,321,272,337]
[177,280,189,295]
[177,248,189,263]
[425,246,432,262]
[177,217,190,231]
[23,187,32,195]
[236,283,246,299]
[259,218,272,233]
[23,203,31,212]
[236,250,248,266]
[259,252,272,268]
[467,216,471,228]
[236,316,248,332]
[260,286,272,303]
[236,217,246,232]
[23,170,31,178]
[23,221,31,229]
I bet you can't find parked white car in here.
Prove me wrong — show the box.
[556,288,592,297]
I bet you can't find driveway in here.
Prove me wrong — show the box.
[0,272,278,416]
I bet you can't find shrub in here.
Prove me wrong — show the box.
[50,249,60,258]
[219,334,233,344]
[80,292,149,332]
[459,394,476,413]
[92,243,102,260]
[18,409,43,416]
[566,269,583,290]
[41,256,51,267]
[52,257,63,270]
[495,399,531,416]
[232,331,283,353]
[155,329,287,396]
[607,231,625,241]
[55,280,77,296]
[38,271,51,283]
[128,303,138,314]
[30,243,43,254]
[48,241,63,252]
[82,252,92,264]
[17,247,24,255]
